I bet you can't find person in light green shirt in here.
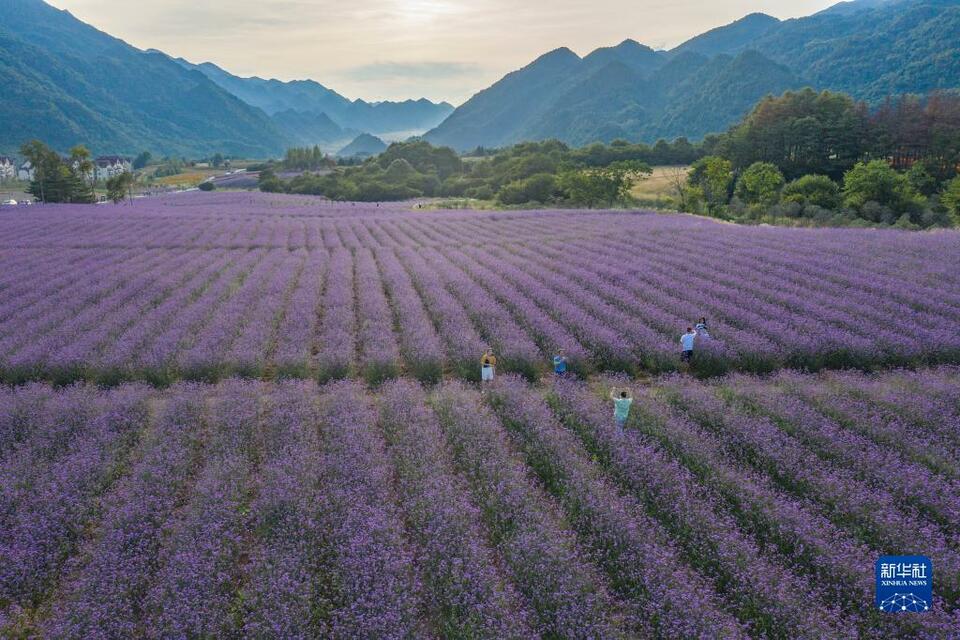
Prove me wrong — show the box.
[609,387,633,430]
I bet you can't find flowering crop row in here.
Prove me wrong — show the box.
[2,368,959,637]
[2,192,959,383]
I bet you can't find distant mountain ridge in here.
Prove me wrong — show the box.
[172,58,454,146]
[0,0,288,157]
[0,0,452,157]
[427,0,960,150]
[2,0,958,158]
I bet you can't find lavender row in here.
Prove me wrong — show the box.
[431,383,624,638]
[787,371,960,480]
[0,385,151,625]
[658,378,960,604]
[43,386,209,638]
[239,382,331,638]
[724,374,960,531]
[356,249,402,384]
[315,248,357,381]
[484,376,752,638]
[315,382,426,637]
[142,381,263,637]
[378,381,535,637]
[547,378,890,637]
[602,380,960,637]
[375,249,445,383]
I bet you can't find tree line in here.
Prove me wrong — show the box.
[258,87,960,226]
[259,138,704,207]
[686,89,960,228]
[20,140,135,204]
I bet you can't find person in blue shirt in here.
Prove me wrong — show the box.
[680,327,697,363]
[553,349,568,377]
[609,387,634,430]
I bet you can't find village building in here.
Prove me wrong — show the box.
[94,156,132,181]
[0,156,15,182]
[17,160,34,182]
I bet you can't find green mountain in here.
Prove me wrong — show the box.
[671,13,781,57]
[750,0,960,102]
[270,110,354,148]
[427,0,960,150]
[173,58,455,140]
[0,0,288,157]
[337,134,388,158]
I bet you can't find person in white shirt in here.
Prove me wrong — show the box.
[680,327,697,363]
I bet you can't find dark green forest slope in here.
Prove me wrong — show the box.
[427,0,960,150]
[0,0,288,157]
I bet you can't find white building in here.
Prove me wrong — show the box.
[0,156,15,182]
[94,156,132,181]
[17,160,34,182]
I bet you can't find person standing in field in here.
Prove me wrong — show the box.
[609,387,634,430]
[695,317,710,339]
[481,349,497,386]
[553,349,568,377]
[681,327,697,364]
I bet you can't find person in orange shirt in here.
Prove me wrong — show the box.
[480,349,497,386]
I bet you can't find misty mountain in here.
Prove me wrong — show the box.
[427,0,960,150]
[337,134,388,158]
[0,0,288,157]
[270,110,356,148]
[174,58,455,140]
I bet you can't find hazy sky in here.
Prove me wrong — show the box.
[48,0,840,104]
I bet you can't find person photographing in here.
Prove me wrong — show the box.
[609,386,634,431]
[553,349,568,377]
[481,349,497,387]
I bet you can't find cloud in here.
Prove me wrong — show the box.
[48,0,841,103]
[341,61,482,82]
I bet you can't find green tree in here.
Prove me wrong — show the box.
[133,151,152,170]
[734,162,785,206]
[722,89,868,180]
[20,140,95,204]
[105,172,135,204]
[497,173,559,205]
[781,174,841,209]
[906,161,938,197]
[559,171,620,207]
[68,145,95,202]
[558,162,644,207]
[942,176,960,225]
[842,160,924,219]
[688,156,733,212]
[20,139,54,203]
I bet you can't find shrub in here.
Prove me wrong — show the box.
[781,174,841,209]
[734,162,785,206]
[688,156,733,213]
[842,160,925,219]
[198,181,215,191]
[943,176,960,225]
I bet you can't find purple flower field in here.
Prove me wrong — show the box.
[1,369,959,638]
[1,191,959,383]
[2,191,960,637]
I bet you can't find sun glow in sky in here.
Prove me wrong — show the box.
[47,0,840,104]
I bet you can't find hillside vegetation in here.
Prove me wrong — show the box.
[0,0,287,157]
[427,0,960,150]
